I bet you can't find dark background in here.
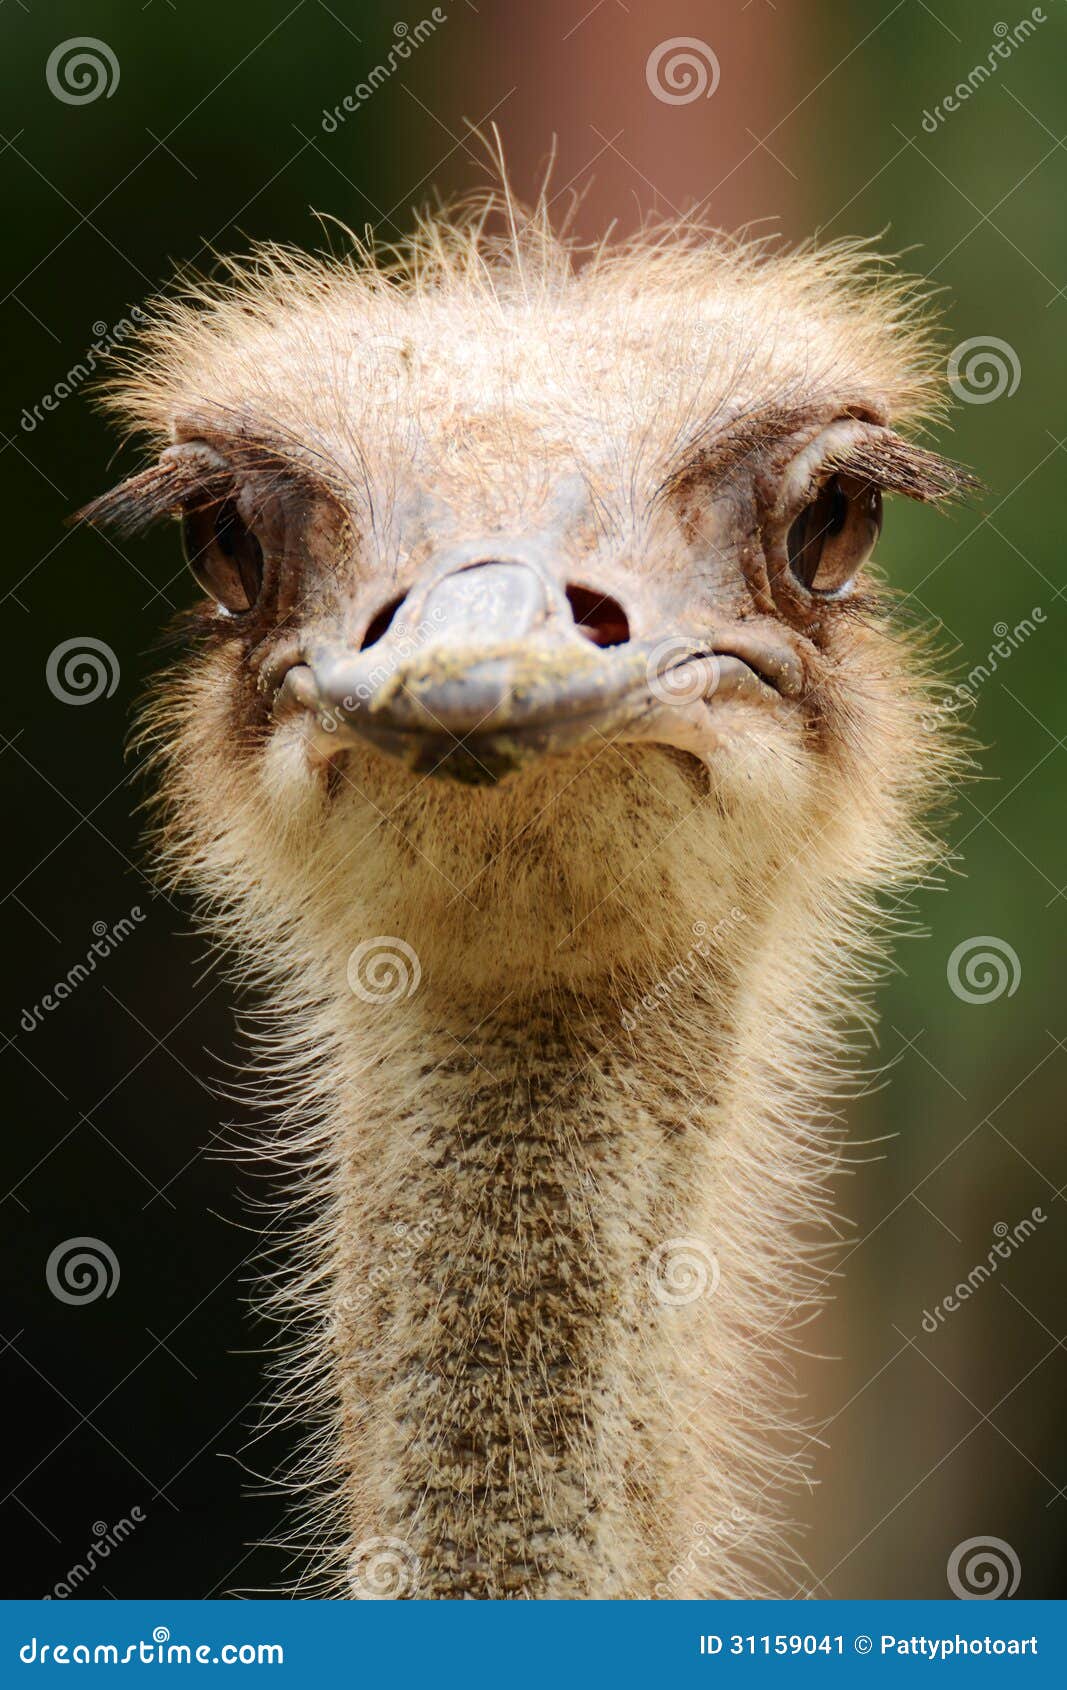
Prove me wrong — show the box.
[1,0,1063,1600]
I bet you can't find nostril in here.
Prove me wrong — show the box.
[565,584,630,648]
[360,594,406,651]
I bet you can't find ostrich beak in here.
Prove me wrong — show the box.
[274,555,803,782]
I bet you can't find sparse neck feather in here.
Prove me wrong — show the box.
[296,941,820,1599]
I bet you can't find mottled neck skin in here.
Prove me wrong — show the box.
[328,982,777,1600]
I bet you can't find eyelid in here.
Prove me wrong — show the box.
[161,441,238,510]
[774,420,876,521]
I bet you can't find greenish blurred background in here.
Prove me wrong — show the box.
[1,0,1062,1599]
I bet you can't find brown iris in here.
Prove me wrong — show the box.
[787,473,882,595]
[181,500,264,613]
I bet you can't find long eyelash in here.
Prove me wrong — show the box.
[72,456,234,539]
[828,432,980,505]
[73,427,350,541]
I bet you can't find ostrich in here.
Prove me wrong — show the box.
[79,198,970,1600]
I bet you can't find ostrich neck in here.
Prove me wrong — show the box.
[324,984,781,1600]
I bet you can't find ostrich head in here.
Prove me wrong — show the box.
[81,208,967,1005]
[79,202,976,1600]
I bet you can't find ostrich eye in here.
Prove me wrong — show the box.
[786,473,882,595]
[181,500,264,613]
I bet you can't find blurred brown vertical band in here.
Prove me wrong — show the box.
[449,0,806,237]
